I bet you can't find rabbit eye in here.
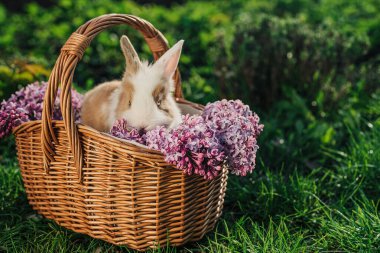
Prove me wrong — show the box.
[129,101,131,107]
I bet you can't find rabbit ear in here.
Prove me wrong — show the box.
[155,40,184,80]
[120,35,141,74]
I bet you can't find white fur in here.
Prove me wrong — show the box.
[119,39,184,130]
[81,37,184,132]
[123,61,181,130]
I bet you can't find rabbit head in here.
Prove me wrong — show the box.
[118,35,183,131]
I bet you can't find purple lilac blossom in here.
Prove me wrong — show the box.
[112,100,263,179]
[202,99,264,176]
[146,115,225,180]
[0,81,83,138]
[110,119,147,144]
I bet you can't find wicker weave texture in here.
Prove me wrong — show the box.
[13,14,228,251]
[14,121,227,250]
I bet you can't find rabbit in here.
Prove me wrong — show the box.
[81,35,184,133]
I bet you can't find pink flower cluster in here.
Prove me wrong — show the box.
[146,115,225,179]
[202,100,264,176]
[110,119,146,144]
[112,100,264,179]
[0,82,82,138]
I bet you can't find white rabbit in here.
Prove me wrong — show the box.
[81,35,183,132]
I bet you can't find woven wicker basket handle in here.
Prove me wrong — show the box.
[41,14,183,182]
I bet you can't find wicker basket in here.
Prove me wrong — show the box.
[12,14,228,251]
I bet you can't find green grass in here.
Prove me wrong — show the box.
[1,0,379,250]
[1,97,379,252]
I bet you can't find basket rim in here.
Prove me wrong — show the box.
[13,120,169,160]
[13,98,204,161]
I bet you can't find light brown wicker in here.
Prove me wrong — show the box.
[12,14,228,251]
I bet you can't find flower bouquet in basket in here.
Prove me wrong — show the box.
[0,14,263,251]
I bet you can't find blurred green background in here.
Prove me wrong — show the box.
[0,0,379,252]
[1,0,379,108]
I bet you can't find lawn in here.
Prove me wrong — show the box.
[1,0,380,252]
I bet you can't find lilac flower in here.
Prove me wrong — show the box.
[111,99,263,179]
[110,119,147,144]
[0,81,83,138]
[0,103,29,139]
[202,99,264,176]
[146,114,225,180]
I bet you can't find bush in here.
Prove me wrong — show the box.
[214,14,375,110]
